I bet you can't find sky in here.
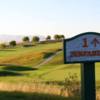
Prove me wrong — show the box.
[0,0,100,38]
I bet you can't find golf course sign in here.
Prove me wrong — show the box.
[64,32,100,63]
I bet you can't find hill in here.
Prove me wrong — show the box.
[0,41,99,83]
[0,42,64,83]
[0,41,99,100]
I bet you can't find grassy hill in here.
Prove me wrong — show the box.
[0,42,80,83]
[0,42,61,66]
[0,42,99,84]
[0,41,99,99]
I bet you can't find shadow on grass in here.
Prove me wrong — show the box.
[0,91,79,100]
[0,70,22,76]
[43,52,54,59]
[45,81,65,86]
[0,49,16,51]
[0,64,37,71]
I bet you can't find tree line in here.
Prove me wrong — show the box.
[0,34,65,48]
[22,34,65,42]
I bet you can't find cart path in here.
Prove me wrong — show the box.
[33,51,62,68]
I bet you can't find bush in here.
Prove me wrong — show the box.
[0,43,7,48]
[23,44,34,47]
[60,73,80,97]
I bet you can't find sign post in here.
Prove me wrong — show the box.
[63,32,100,100]
[81,62,96,100]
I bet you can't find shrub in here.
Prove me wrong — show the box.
[0,43,7,48]
[60,73,80,97]
[23,44,34,47]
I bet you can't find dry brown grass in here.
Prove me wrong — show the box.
[97,91,100,100]
[0,52,43,65]
[0,82,100,99]
[0,82,68,97]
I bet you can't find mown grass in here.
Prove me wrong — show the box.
[33,52,80,81]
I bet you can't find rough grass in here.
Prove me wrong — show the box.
[0,82,62,95]
[0,81,80,99]
[0,91,80,100]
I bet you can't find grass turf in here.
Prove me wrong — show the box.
[0,41,99,100]
[0,42,99,83]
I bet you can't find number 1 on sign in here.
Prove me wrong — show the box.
[83,38,88,48]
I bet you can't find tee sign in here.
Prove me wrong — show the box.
[64,32,100,63]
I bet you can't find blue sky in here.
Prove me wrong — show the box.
[0,0,100,38]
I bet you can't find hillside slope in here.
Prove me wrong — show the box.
[0,42,62,66]
[0,42,99,87]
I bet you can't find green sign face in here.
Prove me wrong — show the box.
[64,32,100,63]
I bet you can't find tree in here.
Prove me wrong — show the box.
[54,34,65,40]
[22,36,30,42]
[59,35,65,40]
[46,35,51,41]
[32,36,40,43]
[54,34,60,40]
[9,40,16,47]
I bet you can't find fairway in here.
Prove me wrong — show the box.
[0,42,99,84]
